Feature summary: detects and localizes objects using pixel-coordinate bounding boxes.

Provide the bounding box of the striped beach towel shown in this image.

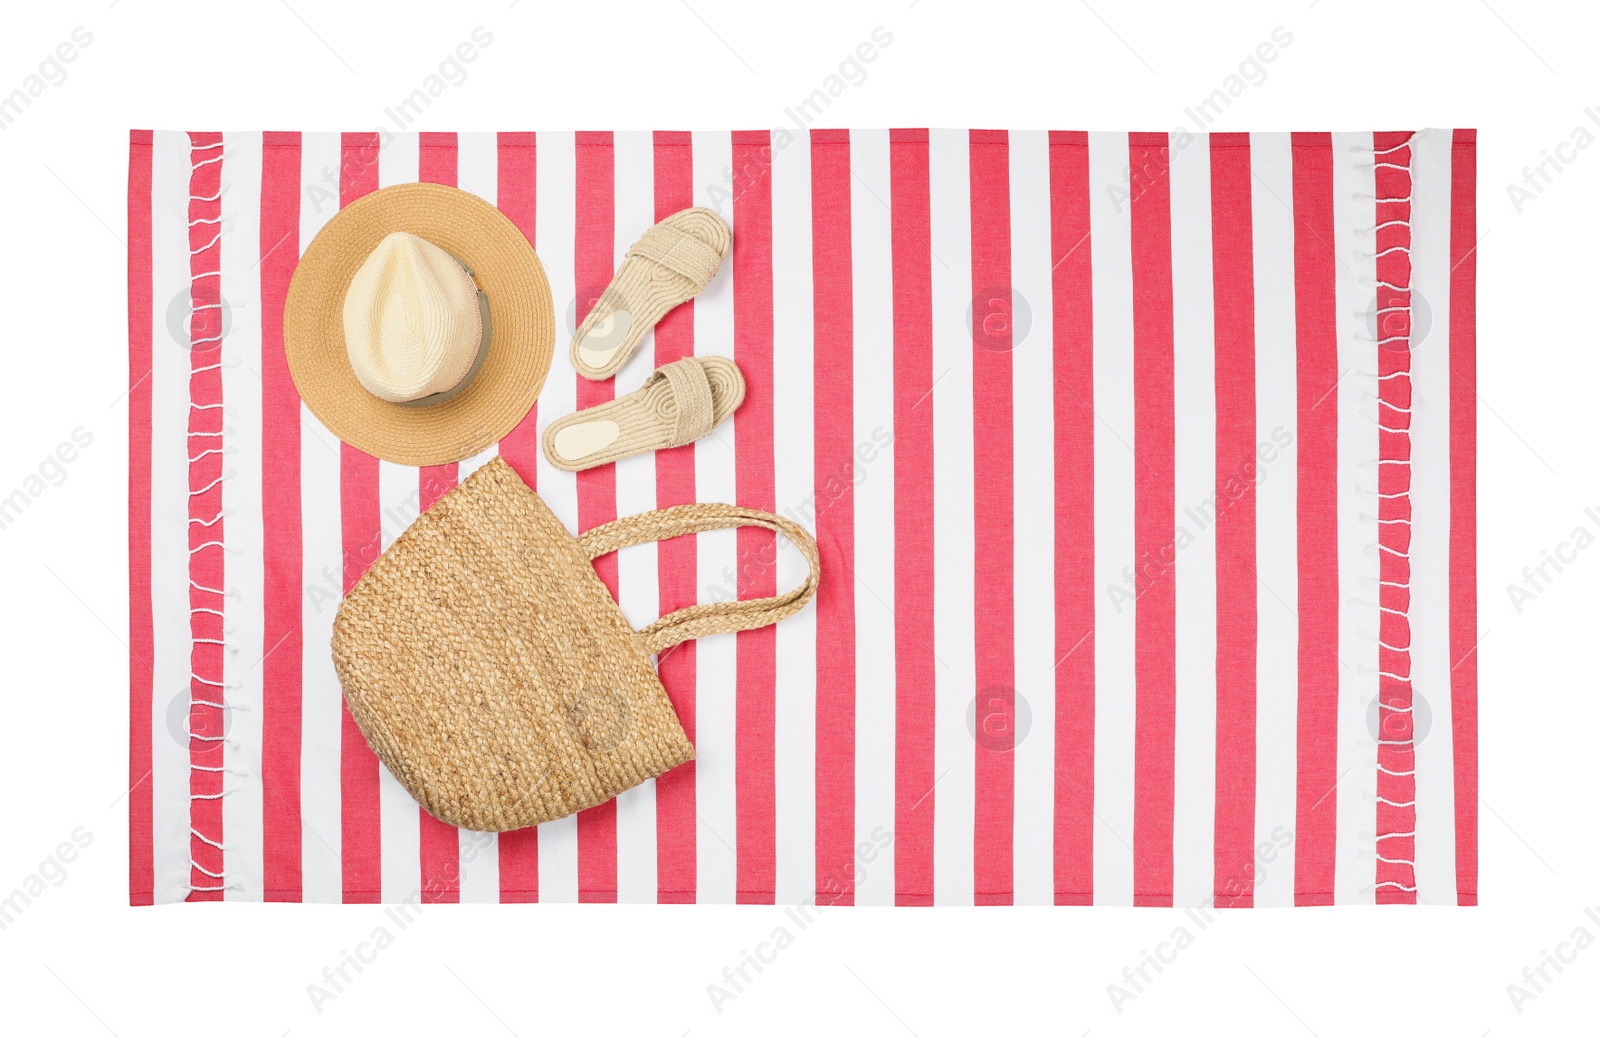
[127,128,1477,907]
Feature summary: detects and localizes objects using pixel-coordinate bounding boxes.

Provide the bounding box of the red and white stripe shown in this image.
[1448,130,1478,906]
[609,128,659,904]
[128,130,155,905]
[185,132,229,900]
[129,128,1478,906]
[1371,131,1418,902]
[1251,130,1301,907]
[295,131,346,905]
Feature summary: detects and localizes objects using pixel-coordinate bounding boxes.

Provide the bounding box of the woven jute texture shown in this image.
[542,356,745,472]
[331,456,820,832]
[285,183,554,466]
[569,206,729,380]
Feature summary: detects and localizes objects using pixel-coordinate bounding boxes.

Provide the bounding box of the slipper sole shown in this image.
[569,207,730,381]
[543,356,744,472]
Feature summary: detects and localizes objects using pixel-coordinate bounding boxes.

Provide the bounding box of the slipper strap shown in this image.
[658,358,716,445]
[627,230,723,289]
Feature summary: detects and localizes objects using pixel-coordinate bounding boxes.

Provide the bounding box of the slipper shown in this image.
[570,207,731,381]
[542,356,745,472]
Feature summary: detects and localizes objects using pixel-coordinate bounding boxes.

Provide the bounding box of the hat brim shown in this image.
[285,183,553,466]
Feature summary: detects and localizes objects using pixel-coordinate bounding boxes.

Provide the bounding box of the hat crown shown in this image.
[343,232,482,403]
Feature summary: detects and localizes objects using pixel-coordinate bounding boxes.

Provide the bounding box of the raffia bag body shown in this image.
[332,456,820,832]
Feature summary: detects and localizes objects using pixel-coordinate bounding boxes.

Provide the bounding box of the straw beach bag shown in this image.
[331,456,820,832]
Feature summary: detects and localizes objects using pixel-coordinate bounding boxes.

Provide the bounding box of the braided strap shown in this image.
[655,357,716,444]
[627,229,724,289]
[577,504,821,654]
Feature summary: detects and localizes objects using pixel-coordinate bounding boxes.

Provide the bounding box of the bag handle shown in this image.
[577,504,821,654]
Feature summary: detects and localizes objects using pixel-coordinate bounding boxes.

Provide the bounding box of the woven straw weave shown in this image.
[569,207,729,380]
[542,356,744,472]
[331,456,819,832]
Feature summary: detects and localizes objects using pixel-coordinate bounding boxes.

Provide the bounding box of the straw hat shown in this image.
[285,183,553,466]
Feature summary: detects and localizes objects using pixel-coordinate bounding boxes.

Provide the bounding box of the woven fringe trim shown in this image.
[185,133,240,898]
[1370,132,1418,901]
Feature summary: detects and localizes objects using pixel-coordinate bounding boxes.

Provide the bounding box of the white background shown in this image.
[0,0,1588,1034]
